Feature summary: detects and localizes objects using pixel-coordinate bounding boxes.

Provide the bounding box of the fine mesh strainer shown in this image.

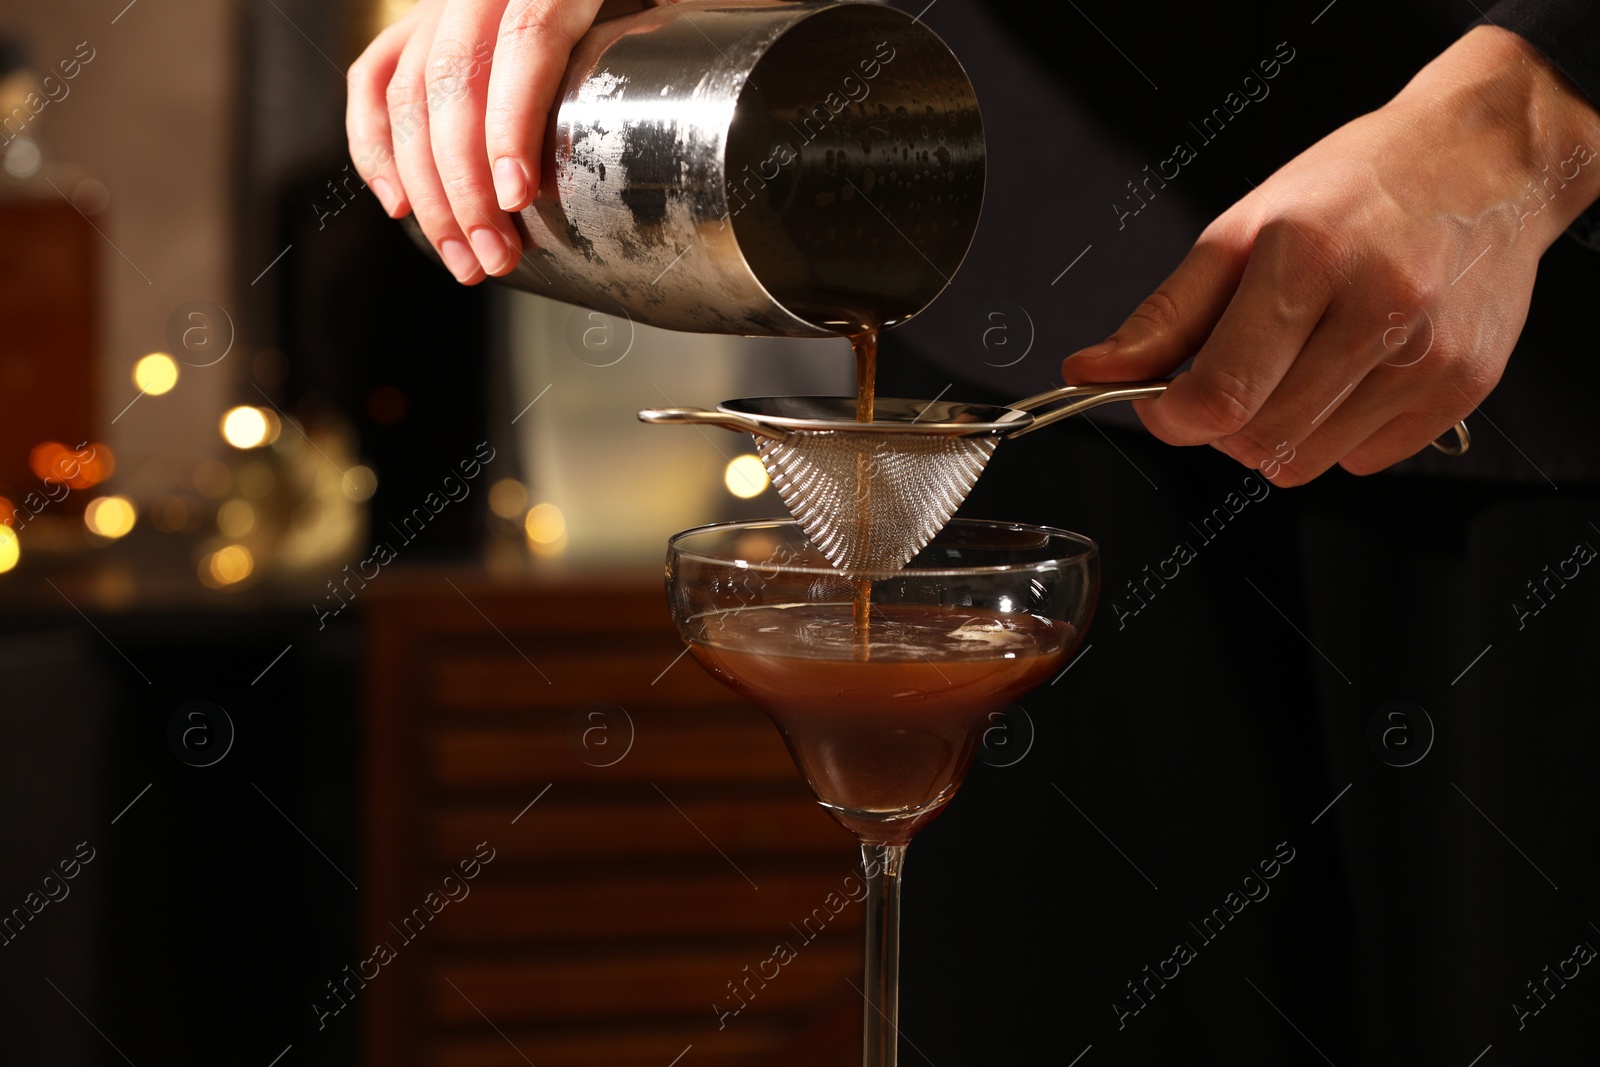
[640,382,1471,572]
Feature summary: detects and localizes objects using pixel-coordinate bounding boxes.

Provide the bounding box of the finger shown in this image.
[390,3,484,284]
[346,4,427,217]
[428,0,521,276]
[1060,224,1249,385]
[1253,360,1422,485]
[1336,378,1488,478]
[485,0,607,210]
[1135,218,1347,447]
[1209,297,1391,474]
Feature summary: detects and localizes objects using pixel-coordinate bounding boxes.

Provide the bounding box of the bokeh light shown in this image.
[202,544,254,587]
[133,353,179,395]
[488,478,527,520]
[217,499,257,538]
[724,455,769,499]
[28,441,113,489]
[236,461,276,499]
[71,443,114,488]
[0,526,18,573]
[71,178,110,214]
[150,496,192,533]
[221,406,276,449]
[4,138,41,180]
[29,442,68,482]
[84,495,137,539]
[342,465,378,501]
[193,460,234,499]
[253,348,290,388]
[524,502,566,544]
[365,385,407,425]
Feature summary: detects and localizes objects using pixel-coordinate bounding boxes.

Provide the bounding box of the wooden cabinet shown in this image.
[0,196,97,494]
[363,573,862,1067]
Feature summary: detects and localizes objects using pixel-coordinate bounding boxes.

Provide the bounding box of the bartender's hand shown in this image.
[345,0,607,283]
[1061,26,1600,484]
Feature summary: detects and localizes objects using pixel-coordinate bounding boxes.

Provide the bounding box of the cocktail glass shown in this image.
[666,518,1098,1066]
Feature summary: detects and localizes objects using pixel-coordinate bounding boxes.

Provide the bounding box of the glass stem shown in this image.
[861,840,907,1067]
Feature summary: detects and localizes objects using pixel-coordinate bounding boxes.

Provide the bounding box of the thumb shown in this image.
[1061,236,1247,384]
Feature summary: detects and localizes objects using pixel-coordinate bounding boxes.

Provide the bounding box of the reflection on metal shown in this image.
[406,1,986,337]
[639,381,1473,571]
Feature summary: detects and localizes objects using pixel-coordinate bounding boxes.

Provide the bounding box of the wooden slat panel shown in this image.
[366,578,863,1067]
[425,716,796,788]
[426,1021,791,1067]
[426,797,849,863]
[428,946,860,1024]
[364,578,431,1067]
[429,871,865,944]
[427,646,739,714]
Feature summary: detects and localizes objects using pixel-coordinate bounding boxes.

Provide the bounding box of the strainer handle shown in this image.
[637,406,788,441]
[1006,381,1170,435]
[1008,380,1471,456]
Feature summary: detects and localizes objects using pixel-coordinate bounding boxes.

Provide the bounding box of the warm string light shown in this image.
[29,441,113,489]
[342,465,378,501]
[5,442,126,572]
[216,499,257,538]
[488,478,527,519]
[151,496,192,533]
[133,353,179,395]
[4,383,376,586]
[724,454,769,498]
[524,502,565,543]
[200,545,254,588]
[84,495,137,539]
[524,502,567,557]
[221,406,281,449]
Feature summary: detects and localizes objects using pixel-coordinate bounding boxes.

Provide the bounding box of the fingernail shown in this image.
[1061,342,1114,380]
[369,177,399,216]
[469,226,512,273]
[438,238,481,283]
[493,157,528,210]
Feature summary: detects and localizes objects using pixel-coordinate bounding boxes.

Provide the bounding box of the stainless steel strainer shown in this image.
[640,382,1471,572]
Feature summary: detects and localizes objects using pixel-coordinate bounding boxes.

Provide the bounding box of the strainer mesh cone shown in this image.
[754,430,999,572]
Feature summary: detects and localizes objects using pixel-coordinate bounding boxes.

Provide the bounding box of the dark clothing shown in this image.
[1482,0,1600,250]
[1485,0,1600,135]
[897,0,1600,485]
[883,1,1600,1063]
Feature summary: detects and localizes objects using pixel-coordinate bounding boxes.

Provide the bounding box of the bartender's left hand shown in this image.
[1061,26,1600,484]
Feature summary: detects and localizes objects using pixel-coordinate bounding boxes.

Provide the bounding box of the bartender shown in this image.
[346,0,1600,1059]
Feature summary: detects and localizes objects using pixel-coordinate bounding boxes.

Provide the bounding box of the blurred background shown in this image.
[8,1,1600,1065]
[0,2,862,1065]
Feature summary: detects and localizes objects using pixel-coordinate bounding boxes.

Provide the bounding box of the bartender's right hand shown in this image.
[345,0,607,283]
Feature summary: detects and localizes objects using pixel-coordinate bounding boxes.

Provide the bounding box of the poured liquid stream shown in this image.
[850,327,879,658]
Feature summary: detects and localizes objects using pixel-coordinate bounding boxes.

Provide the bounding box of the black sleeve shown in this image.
[1482,0,1600,250]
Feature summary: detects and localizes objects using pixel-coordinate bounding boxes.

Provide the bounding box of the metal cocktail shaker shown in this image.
[409,0,985,337]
